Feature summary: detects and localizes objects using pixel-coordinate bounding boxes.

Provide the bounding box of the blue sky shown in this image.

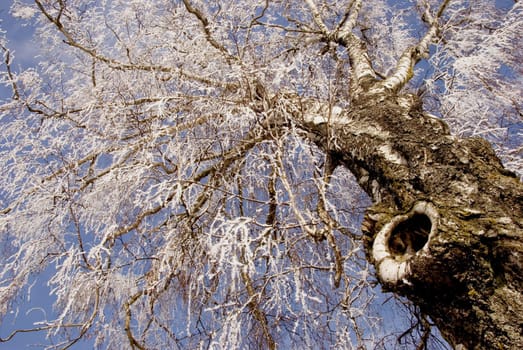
[0,3,93,349]
[0,1,39,100]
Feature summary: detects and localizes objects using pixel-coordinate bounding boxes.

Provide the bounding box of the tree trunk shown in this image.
[300,91,523,349]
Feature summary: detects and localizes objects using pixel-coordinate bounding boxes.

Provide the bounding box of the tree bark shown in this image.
[300,91,523,349]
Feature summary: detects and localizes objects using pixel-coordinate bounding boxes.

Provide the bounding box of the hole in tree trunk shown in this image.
[388,214,431,257]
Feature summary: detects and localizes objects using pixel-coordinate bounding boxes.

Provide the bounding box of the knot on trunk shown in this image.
[372,201,439,286]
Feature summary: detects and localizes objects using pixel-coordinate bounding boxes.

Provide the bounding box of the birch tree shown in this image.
[1,0,522,349]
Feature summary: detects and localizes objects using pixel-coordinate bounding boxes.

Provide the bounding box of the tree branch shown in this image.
[381,0,451,92]
[34,0,237,89]
[181,0,237,62]
[304,0,330,35]
[336,0,362,39]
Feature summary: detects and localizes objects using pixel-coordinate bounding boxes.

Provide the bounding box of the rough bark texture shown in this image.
[301,92,523,349]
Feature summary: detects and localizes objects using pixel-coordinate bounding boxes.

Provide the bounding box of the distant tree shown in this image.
[1,0,522,349]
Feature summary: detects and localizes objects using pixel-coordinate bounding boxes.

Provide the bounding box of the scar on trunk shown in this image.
[372,202,439,284]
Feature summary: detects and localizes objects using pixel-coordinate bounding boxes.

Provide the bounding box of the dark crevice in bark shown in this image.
[300,92,523,349]
[389,213,431,256]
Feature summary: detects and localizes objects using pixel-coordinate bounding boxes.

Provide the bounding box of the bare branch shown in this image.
[336,0,363,38]
[304,0,330,35]
[124,291,147,350]
[381,0,451,92]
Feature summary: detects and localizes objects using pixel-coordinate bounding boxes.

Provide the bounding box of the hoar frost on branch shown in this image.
[0,0,521,349]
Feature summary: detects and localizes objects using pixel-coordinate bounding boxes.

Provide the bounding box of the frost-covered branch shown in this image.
[181,0,238,62]
[34,0,238,90]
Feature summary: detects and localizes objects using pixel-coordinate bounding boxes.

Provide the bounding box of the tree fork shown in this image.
[300,92,523,349]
